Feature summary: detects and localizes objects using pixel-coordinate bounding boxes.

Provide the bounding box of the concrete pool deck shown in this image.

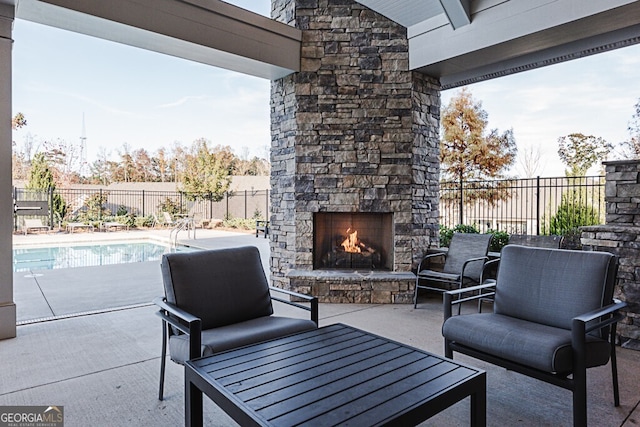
[12,228,269,323]
[4,228,640,426]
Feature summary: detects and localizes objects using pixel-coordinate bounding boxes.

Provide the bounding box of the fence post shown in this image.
[99,188,103,221]
[244,190,248,219]
[13,186,17,231]
[225,192,229,219]
[209,192,213,219]
[536,176,540,235]
[49,187,54,228]
[458,176,464,225]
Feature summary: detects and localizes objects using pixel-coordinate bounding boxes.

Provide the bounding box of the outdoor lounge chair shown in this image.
[22,218,49,235]
[442,245,625,427]
[99,221,128,232]
[413,232,491,308]
[66,222,94,233]
[154,246,318,401]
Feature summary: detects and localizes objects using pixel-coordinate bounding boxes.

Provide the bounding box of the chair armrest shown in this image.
[269,287,319,326]
[443,283,497,320]
[153,296,202,360]
[460,256,489,278]
[573,299,628,335]
[571,299,627,369]
[417,252,446,273]
[480,258,500,283]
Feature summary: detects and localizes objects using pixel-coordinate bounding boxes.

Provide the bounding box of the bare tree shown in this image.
[618,99,640,159]
[516,145,544,178]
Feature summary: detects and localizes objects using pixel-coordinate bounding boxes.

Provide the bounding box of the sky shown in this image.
[10,0,640,177]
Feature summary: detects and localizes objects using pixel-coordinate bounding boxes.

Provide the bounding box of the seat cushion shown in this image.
[169,316,318,364]
[442,313,611,373]
[417,270,460,283]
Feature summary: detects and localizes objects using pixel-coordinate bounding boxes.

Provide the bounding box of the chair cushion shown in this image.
[442,313,611,373]
[443,233,491,280]
[169,316,318,364]
[494,245,615,330]
[162,247,273,330]
[417,270,460,282]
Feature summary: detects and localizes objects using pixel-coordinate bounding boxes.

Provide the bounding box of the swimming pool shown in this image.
[12,241,197,272]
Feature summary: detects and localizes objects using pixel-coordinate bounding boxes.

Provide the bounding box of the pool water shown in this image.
[13,241,196,272]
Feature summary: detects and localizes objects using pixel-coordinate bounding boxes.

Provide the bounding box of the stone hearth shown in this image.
[269,0,440,303]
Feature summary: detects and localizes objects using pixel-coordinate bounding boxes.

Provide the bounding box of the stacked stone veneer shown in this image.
[582,160,640,349]
[269,0,440,303]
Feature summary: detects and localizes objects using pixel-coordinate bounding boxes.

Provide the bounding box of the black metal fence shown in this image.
[439,176,605,235]
[13,187,270,226]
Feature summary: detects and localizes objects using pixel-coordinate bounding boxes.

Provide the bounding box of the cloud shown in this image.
[156,95,208,109]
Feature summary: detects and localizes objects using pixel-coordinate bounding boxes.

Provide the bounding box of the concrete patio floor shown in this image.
[3,228,640,426]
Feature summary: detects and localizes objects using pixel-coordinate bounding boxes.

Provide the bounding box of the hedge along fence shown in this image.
[13,187,270,226]
[439,175,605,236]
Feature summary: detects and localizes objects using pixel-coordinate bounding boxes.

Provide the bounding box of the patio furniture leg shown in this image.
[611,325,621,406]
[159,320,167,401]
[185,371,203,427]
[470,375,487,427]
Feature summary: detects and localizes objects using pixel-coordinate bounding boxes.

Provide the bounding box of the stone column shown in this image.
[270,0,440,296]
[582,160,640,349]
[0,4,16,339]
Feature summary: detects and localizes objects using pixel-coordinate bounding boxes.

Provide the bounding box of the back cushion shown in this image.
[494,245,615,329]
[162,246,273,330]
[443,233,491,280]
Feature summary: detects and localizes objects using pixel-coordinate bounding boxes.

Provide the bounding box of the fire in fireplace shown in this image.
[314,213,393,270]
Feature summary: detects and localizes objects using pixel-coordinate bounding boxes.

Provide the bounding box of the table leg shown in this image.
[185,370,203,427]
[470,374,487,427]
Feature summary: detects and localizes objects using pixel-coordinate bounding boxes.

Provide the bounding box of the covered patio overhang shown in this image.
[1,0,640,338]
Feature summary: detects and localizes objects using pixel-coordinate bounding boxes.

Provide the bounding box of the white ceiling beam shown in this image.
[410,0,640,88]
[438,0,470,29]
[10,0,302,80]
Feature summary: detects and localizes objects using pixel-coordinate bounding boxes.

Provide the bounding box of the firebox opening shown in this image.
[314,212,393,270]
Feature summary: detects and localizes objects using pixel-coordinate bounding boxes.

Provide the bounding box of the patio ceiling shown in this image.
[355,0,640,89]
[0,0,638,87]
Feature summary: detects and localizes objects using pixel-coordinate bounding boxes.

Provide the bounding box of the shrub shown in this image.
[157,198,181,216]
[135,215,155,228]
[222,216,255,230]
[487,229,510,252]
[439,224,479,247]
[546,194,600,236]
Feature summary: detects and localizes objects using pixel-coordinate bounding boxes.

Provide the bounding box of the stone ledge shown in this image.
[288,269,416,281]
[288,269,416,304]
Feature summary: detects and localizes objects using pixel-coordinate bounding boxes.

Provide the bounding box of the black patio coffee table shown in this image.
[185,323,486,426]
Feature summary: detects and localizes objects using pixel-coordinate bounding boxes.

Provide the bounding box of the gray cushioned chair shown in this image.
[442,245,626,427]
[154,246,318,400]
[414,232,491,308]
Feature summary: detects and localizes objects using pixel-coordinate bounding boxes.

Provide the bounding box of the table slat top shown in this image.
[188,323,484,427]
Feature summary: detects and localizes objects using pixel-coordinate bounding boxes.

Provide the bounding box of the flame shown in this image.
[341,228,362,253]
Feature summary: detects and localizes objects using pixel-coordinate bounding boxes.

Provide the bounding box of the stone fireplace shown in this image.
[269,0,440,303]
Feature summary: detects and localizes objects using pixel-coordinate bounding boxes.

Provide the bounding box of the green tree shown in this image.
[441,88,517,182]
[557,133,610,176]
[11,112,27,130]
[26,153,66,222]
[179,139,232,201]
